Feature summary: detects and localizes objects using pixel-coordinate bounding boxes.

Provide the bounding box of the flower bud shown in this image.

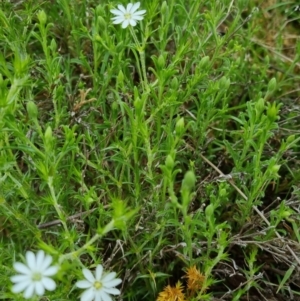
[117,70,124,88]
[175,117,185,137]
[267,77,277,93]
[112,101,118,111]
[157,55,165,69]
[165,155,174,170]
[44,126,53,151]
[219,76,230,90]
[26,101,38,120]
[97,16,106,31]
[286,135,295,144]
[170,77,179,90]
[134,97,143,112]
[95,4,105,16]
[255,98,265,115]
[199,56,210,69]
[219,188,226,197]
[265,55,270,65]
[182,171,196,191]
[281,210,291,219]
[37,10,47,25]
[50,39,57,52]
[271,164,280,174]
[161,1,168,17]
[267,102,280,122]
[95,34,101,42]
[205,204,214,218]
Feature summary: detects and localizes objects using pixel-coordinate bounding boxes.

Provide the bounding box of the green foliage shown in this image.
[0,0,299,300]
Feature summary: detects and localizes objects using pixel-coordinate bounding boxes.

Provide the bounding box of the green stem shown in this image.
[47,177,74,251]
[129,26,148,90]
[60,219,115,263]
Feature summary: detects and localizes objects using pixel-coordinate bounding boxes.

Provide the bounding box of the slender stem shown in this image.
[129,26,148,90]
[47,176,74,251]
[129,26,140,46]
[59,219,115,263]
[139,50,149,90]
[60,233,100,263]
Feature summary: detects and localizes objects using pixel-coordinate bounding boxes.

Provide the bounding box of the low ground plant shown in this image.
[0,0,300,300]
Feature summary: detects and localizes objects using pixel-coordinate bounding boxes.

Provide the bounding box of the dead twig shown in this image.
[37,208,98,229]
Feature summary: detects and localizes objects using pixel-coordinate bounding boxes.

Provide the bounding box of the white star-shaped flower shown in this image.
[76,264,122,301]
[10,250,58,299]
[110,2,146,28]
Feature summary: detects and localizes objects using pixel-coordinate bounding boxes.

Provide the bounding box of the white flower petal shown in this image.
[13,262,31,275]
[25,251,36,270]
[110,9,124,16]
[95,293,102,301]
[130,2,141,13]
[126,3,134,12]
[103,278,122,288]
[11,250,58,298]
[35,282,45,296]
[129,19,137,27]
[117,4,126,13]
[133,10,146,16]
[111,15,123,20]
[112,19,123,24]
[39,254,52,271]
[95,265,103,280]
[76,280,93,289]
[132,15,144,21]
[111,2,145,28]
[12,280,32,293]
[35,250,45,269]
[41,277,56,291]
[10,274,30,283]
[81,287,95,301]
[99,290,112,301]
[23,283,35,299]
[112,18,125,24]
[112,16,124,22]
[103,287,120,295]
[102,272,116,283]
[122,20,130,28]
[83,268,96,283]
[43,265,58,276]
[77,265,122,301]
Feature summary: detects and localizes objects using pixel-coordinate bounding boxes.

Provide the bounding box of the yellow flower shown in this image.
[157,281,186,301]
[184,266,205,292]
